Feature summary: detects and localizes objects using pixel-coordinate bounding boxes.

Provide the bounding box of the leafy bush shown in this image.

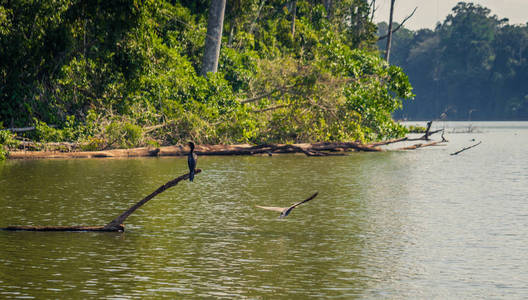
[81,137,106,151]
[407,125,427,133]
[0,129,19,160]
[32,119,64,142]
[32,116,83,142]
[105,120,144,149]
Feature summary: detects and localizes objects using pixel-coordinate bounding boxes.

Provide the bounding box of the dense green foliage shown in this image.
[379,2,528,120]
[0,129,18,159]
[0,0,413,153]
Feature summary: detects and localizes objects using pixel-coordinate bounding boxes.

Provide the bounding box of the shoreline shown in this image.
[6,142,386,159]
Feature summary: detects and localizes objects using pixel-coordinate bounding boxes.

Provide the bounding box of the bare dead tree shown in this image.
[384,0,395,62]
[291,0,297,38]
[370,0,376,22]
[378,7,417,40]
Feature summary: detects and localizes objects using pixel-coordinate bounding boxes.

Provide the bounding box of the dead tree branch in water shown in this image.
[397,141,444,150]
[441,130,448,142]
[450,141,481,156]
[407,121,443,141]
[1,170,202,232]
[368,137,408,146]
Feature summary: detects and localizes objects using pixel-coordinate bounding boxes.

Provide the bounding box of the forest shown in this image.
[379,2,528,121]
[0,0,414,159]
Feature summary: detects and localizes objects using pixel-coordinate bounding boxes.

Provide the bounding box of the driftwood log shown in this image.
[450,141,481,156]
[397,141,444,150]
[7,139,441,159]
[0,125,56,132]
[1,169,202,232]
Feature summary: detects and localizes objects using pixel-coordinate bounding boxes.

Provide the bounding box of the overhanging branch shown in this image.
[378,7,417,41]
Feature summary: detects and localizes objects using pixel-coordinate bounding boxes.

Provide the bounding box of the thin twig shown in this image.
[378,7,417,41]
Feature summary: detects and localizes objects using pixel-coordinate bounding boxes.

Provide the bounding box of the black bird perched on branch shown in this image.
[187,141,197,181]
[256,192,318,218]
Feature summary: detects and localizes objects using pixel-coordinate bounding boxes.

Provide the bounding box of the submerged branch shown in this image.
[103,169,202,230]
[2,170,202,232]
[450,141,481,156]
[397,141,444,150]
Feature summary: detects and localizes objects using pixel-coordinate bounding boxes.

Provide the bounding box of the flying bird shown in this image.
[256,192,318,218]
[187,141,197,182]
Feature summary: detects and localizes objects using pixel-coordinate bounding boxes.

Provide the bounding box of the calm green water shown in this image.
[1,122,527,299]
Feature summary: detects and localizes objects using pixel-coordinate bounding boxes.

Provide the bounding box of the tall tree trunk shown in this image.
[384,0,395,63]
[249,0,266,35]
[201,0,226,76]
[370,0,376,21]
[227,23,235,46]
[291,0,297,38]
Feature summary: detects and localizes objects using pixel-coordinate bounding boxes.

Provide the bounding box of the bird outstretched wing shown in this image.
[278,192,319,218]
[288,192,318,208]
[256,192,319,218]
[255,205,286,212]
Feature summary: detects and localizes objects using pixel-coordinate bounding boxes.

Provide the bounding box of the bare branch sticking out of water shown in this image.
[450,141,482,156]
[1,170,202,232]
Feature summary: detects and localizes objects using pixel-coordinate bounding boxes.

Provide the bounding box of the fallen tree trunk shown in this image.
[18,141,82,152]
[0,125,56,132]
[368,137,408,146]
[1,169,201,232]
[7,134,449,159]
[397,141,444,150]
[6,142,381,159]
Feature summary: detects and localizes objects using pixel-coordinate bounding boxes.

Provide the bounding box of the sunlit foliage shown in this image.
[0,0,413,151]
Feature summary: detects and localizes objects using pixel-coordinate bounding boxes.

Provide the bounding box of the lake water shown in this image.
[1,122,527,299]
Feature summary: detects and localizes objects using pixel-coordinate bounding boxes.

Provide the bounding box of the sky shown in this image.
[373,0,528,30]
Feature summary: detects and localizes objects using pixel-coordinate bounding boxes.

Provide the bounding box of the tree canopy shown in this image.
[0,0,413,154]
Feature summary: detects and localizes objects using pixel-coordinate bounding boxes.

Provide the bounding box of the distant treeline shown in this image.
[379,2,528,121]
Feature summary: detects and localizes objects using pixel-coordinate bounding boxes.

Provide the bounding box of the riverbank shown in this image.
[5,142,376,159]
[6,135,447,159]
